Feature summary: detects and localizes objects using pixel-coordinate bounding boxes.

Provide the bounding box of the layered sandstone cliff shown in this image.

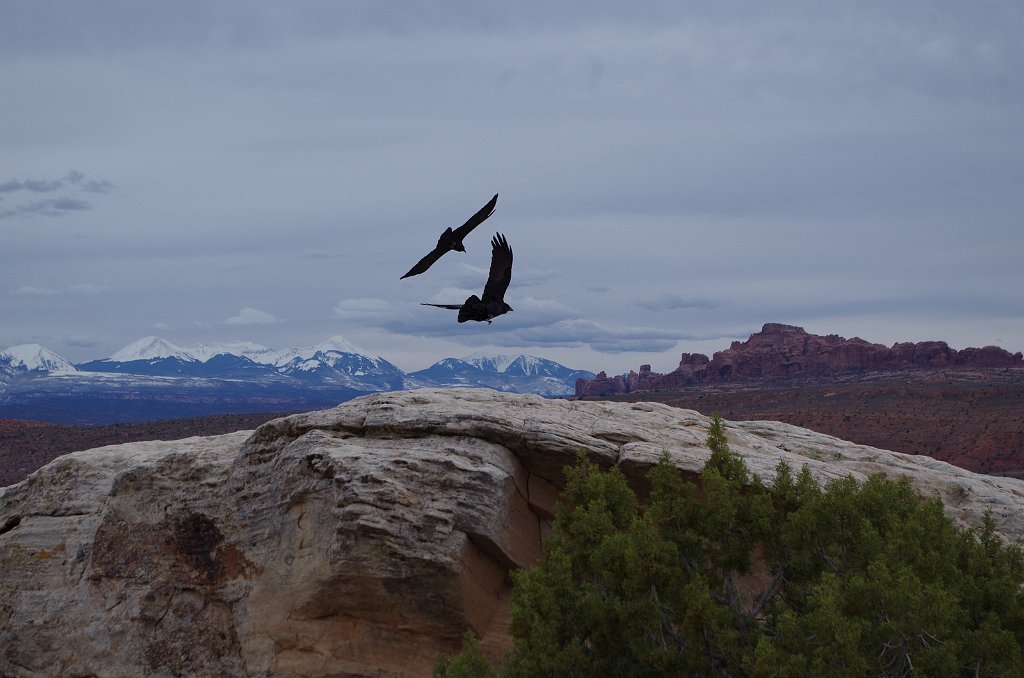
[3,388,1024,677]
[576,323,1024,396]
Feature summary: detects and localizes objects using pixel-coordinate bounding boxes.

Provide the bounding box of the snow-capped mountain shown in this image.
[1,336,595,424]
[109,336,197,363]
[460,353,519,373]
[75,335,405,391]
[78,336,201,377]
[101,338,281,365]
[267,336,384,367]
[184,340,276,363]
[407,352,595,396]
[0,355,14,380]
[273,337,404,391]
[0,344,78,373]
[1,338,593,393]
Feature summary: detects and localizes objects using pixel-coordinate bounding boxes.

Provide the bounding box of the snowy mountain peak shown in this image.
[462,352,517,373]
[507,354,546,376]
[234,335,382,369]
[109,336,196,363]
[1,344,78,373]
[460,353,555,375]
[313,335,380,361]
[407,352,595,396]
[452,353,587,379]
[185,341,273,363]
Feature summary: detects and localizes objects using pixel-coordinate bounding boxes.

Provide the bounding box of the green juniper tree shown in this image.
[437,414,1024,677]
[433,631,497,678]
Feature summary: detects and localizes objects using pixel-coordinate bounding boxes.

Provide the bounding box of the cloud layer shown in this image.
[1,3,1021,373]
[225,307,281,325]
[0,171,112,219]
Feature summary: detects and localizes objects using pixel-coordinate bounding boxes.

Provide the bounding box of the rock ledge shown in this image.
[2,388,1023,676]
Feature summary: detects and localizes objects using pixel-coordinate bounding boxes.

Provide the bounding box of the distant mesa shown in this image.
[576,323,1024,397]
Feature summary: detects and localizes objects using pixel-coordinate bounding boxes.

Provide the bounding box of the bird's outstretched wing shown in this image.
[420,303,462,310]
[452,193,498,241]
[401,246,447,279]
[400,194,496,279]
[481,233,513,304]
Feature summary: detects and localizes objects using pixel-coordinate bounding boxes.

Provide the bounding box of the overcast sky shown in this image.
[2,1,1022,374]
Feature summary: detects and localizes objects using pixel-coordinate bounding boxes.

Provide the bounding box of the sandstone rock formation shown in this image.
[575,323,1024,396]
[3,388,1024,677]
[571,369,629,397]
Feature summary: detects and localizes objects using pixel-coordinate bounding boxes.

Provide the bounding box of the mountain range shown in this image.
[0,336,594,425]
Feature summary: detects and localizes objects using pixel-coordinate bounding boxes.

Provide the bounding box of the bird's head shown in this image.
[454,243,466,252]
[504,303,514,313]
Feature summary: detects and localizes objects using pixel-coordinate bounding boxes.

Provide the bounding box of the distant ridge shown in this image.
[0,335,593,424]
[97,335,382,366]
[407,353,594,396]
[578,323,1024,397]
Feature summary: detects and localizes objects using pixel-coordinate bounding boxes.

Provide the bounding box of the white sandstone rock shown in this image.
[2,388,1022,677]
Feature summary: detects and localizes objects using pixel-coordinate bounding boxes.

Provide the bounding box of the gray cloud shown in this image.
[0,171,112,219]
[0,197,92,219]
[62,336,101,349]
[63,170,114,194]
[1,3,1021,373]
[0,178,64,193]
[331,294,684,353]
[396,318,693,355]
[333,298,395,323]
[295,249,350,260]
[497,319,687,354]
[224,307,281,325]
[9,286,61,296]
[636,294,721,312]
[66,284,109,295]
[0,171,112,195]
[9,283,109,296]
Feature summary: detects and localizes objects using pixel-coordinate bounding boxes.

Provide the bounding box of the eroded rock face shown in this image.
[574,369,628,397]
[0,433,255,676]
[2,388,1024,677]
[577,323,1024,395]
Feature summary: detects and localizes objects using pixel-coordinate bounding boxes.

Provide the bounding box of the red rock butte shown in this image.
[577,323,1024,397]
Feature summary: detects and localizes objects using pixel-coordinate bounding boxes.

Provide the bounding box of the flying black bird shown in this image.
[421,233,513,323]
[400,193,498,279]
